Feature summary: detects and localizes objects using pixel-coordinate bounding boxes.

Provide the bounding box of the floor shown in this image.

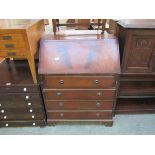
[0,114,155,135]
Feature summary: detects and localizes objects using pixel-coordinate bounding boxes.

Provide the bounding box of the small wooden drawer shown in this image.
[45,100,114,110]
[43,89,116,100]
[47,111,112,120]
[43,75,116,89]
[0,108,45,120]
[0,120,46,127]
[0,93,42,102]
[0,34,23,41]
[0,49,26,57]
[0,85,40,93]
[0,41,25,49]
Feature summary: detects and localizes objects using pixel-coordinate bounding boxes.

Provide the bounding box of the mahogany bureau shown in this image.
[116,20,155,114]
[38,33,120,126]
[0,60,46,127]
[0,19,45,84]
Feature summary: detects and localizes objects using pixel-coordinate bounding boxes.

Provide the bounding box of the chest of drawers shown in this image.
[0,60,46,127]
[0,19,45,84]
[39,34,120,126]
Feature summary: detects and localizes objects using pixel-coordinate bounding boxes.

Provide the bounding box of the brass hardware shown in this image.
[96,102,101,107]
[57,92,62,96]
[60,80,64,84]
[60,113,64,117]
[58,102,63,107]
[3,36,12,40]
[94,80,99,84]
[97,92,103,96]
[96,113,100,118]
[5,44,14,48]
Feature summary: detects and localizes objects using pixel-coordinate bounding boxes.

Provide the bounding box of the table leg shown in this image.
[27,55,37,84]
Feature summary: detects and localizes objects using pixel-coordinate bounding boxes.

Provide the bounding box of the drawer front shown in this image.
[45,100,114,110]
[0,85,40,93]
[0,108,45,120]
[0,93,42,102]
[43,89,116,100]
[47,111,112,120]
[43,76,116,89]
[0,41,25,49]
[0,49,25,57]
[0,120,46,127]
[0,34,23,41]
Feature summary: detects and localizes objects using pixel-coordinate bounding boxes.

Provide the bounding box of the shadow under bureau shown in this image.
[38,36,120,126]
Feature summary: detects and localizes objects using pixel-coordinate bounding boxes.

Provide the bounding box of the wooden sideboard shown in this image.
[116,19,155,114]
[0,19,45,84]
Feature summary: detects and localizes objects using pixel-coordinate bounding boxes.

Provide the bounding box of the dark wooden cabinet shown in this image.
[0,60,46,127]
[118,20,155,73]
[117,20,155,114]
[39,33,120,126]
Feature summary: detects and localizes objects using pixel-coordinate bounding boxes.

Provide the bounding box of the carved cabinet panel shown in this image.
[122,32,155,73]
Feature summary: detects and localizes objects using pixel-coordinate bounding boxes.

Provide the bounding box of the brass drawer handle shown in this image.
[57,92,62,96]
[7,52,16,56]
[60,113,64,117]
[59,80,64,84]
[58,102,63,107]
[94,80,99,84]
[3,36,12,40]
[96,102,101,107]
[97,92,103,96]
[5,44,14,48]
[96,113,100,118]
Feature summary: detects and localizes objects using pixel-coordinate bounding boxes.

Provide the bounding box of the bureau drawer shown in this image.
[0,49,25,57]
[43,75,116,89]
[0,120,46,127]
[0,34,23,41]
[0,85,40,93]
[47,111,112,120]
[45,100,114,110]
[43,89,116,100]
[0,93,42,102]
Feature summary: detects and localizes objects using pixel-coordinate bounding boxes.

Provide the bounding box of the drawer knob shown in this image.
[32,115,35,119]
[58,102,63,107]
[28,102,31,106]
[5,44,14,48]
[59,80,64,84]
[33,123,36,126]
[4,116,7,119]
[96,113,100,118]
[0,104,1,107]
[3,36,12,40]
[5,123,9,127]
[26,96,29,99]
[97,92,103,96]
[29,109,33,113]
[94,80,99,84]
[60,113,64,117]
[1,109,5,113]
[57,92,62,96]
[23,88,27,92]
[96,102,101,107]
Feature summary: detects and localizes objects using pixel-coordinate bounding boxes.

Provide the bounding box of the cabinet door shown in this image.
[122,31,155,73]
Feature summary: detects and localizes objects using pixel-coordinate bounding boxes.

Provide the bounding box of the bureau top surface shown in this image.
[0,60,37,85]
[38,38,120,75]
[118,19,155,28]
[0,19,42,29]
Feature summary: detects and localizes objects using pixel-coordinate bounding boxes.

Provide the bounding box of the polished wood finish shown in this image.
[0,19,45,84]
[39,31,120,126]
